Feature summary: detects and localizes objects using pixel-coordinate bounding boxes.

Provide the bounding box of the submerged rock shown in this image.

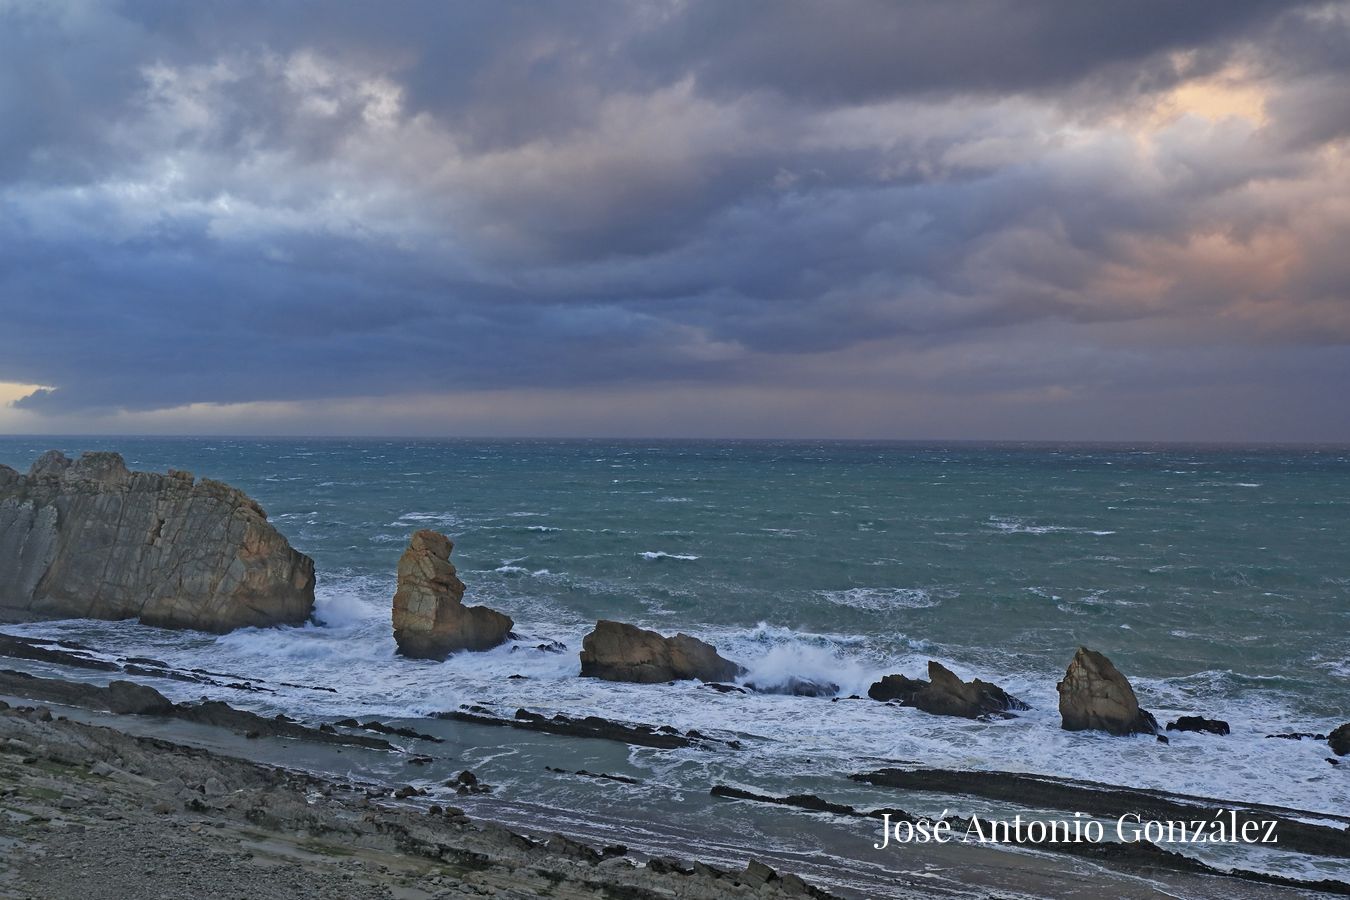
[391,530,513,659]
[1166,715,1231,736]
[866,661,1027,719]
[1331,724,1350,756]
[745,676,840,698]
[578,620,745,684]
[0,451,314,632]
[1056,647,1158,736]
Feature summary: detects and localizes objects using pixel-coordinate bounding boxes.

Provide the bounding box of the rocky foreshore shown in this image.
[0,699,841,900]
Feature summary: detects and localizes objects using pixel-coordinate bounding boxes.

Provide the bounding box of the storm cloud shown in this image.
[1,0,1348,439]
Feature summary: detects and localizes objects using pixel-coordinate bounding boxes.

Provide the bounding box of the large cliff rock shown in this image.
[0,451,314,632]
[579,620,745,684]
[1056,647,1159,736]
[391,530,513,659]
[867,661,1028,718]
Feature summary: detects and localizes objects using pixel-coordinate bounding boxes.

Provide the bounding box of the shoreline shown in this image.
[0,698,843,900]
[1,659,1347,898]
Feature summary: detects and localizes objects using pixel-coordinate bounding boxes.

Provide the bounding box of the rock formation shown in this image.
[579,620,744,684]
[1166,715,1230,736]
[744,675,840,697]
[867,661,1028,718]
[1056,647,1158,736]
[391,530,513,658]
[0,451,314,632]
[1331,723,1350,756]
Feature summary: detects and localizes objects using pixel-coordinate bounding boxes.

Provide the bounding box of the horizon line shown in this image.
[1,432,1348,450]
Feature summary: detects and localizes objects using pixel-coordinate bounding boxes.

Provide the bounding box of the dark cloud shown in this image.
[0,0,1347,438]
[639,0,1294,104]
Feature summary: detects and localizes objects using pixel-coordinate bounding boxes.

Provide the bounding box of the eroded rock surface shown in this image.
[867,661,1027,719]
[1056,647,1158,736]
[391,530,512,658]
[579,619,744,684]
[0,451,314,632]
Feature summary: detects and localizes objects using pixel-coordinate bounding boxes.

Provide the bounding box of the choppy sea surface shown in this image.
[2,437,1348,886]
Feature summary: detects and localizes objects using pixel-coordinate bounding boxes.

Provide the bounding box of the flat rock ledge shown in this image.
[0,450,314,632]
[392,530,513,659]
[579,619,745,684]
[1056,646,1159,736]
[867,661,1028,719]
[0,704,840,900]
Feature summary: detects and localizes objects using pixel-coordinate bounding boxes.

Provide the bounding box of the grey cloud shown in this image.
[0,0,1347,438]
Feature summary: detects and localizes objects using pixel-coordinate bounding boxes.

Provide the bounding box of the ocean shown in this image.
[2,436,1347,888]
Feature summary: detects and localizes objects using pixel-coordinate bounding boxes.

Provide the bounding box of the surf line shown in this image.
[873,810,1279,848]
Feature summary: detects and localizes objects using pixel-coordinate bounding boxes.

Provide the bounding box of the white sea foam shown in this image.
[818,588,940,611]
[638,551,699,561]
[7,603,1350,830]
[985,516,1115,536]
[392,512,462,527]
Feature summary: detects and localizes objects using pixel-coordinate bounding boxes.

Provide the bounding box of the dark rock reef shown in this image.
[579,619,745,684]
[1166,715,1231,736]
[867,661,1028,719]
[0,669,392,750]
[0,451,314,632]
[1056,646,1158,736]
[391,530,513,658]
[439,705,740,750]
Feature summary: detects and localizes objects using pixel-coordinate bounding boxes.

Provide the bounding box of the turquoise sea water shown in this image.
[2,437,1348,885]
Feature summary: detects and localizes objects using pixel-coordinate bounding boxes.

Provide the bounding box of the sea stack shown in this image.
[868,661,1028,718]
[1056,647,1159,736]
[0,450,314,632]
[391,530,513,659]
[579,620,744,684]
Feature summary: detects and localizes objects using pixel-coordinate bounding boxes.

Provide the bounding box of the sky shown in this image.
[2,0,1348,441]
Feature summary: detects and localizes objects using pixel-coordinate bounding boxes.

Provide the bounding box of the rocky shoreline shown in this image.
[2,656,1348,898]
[0,696,841,900]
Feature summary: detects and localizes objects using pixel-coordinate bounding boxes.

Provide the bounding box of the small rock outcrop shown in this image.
[1056,647,1158,736]
[1331,723,1350,756]
[867,661,1028,718]
[391,530,512,659]
[0,451,314,632]
[579,620,745,684]
[105,679,175,716]
[744,676,840,698]
[1166,715,1230,736]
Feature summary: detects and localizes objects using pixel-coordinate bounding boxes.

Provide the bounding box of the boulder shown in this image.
[1056,647,1158,736]
[391,530,512,658]
[579,620,744,684]
[1166,715,1230,736]
[867,672,928,703]
[1331,723,1350,757]
[105,679,174,716]
[866,661,1028,718]
[0,451,314,632]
